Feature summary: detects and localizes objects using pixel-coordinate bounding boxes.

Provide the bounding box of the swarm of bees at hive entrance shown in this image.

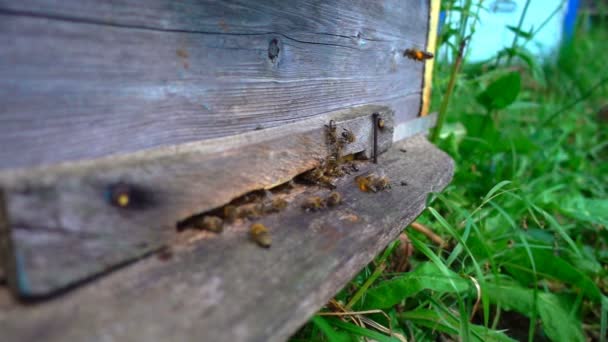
[403,48,434,62]
[301,120,359,187]
[177,115,391,251]
[177,189,290,249]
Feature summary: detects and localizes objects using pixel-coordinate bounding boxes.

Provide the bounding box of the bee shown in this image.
[302,196,326,211]
[302,167,336,189]
[377,118,386,129]
[355,175,373,192]
[318,176,336,189]
[224,205,240,222]
[262,197,288,213]
[250,223,271,248]
[325,191,342,207]
[325,120,338,145]
[340,154,355,163]
[340,165,351,175]
[355,172,390,193]
[371,173,390,191]
[192,215,224,233]
[302,166,324,183]
[341,129,356,144]
[239,202,263,219]
[324,156,344,177]
[403,48,434,61]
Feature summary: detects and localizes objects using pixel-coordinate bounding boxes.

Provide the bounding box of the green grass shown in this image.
[291,7,608,342]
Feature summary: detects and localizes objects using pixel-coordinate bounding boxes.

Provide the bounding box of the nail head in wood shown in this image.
[107,183,133,208]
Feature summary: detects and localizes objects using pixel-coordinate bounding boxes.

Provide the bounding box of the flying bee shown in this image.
[341,129,356,144]
[192,215,224,233]
[403,48,434,62]
[302,196,326,211]
[250,223,271,248]
[325,191,342,207]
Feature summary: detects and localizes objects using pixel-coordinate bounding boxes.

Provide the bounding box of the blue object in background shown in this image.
[438,0,579,62]
[563,0,580,40]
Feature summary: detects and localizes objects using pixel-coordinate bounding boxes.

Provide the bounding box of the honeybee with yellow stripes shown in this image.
[250,223,271,248]
[403,48,434,62]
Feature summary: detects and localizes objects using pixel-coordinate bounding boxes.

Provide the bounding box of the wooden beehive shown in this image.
[0,1,451,341]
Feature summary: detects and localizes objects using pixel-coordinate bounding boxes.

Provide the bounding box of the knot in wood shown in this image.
[268,38,280,62]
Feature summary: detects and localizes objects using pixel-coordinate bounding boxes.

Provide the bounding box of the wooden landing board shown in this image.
[0,134,454,342]
[0,0,430,170]
[0,105,394,298]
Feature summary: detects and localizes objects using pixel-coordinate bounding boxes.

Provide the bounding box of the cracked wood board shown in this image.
[0,0,430,170]
[0,134,454,342]
[0,105,394,298]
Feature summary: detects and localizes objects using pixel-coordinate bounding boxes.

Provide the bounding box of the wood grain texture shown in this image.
[0,105,394,297]
[0,0,429,170]
[0,134,454,342]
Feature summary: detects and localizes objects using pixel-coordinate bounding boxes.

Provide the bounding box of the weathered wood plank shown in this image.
[0,134,454,342]
[0,0,425,41]
[0,105,394,297]
[0,0,430,170]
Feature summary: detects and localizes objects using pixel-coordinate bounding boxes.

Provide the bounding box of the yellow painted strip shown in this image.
[421,0,441,116]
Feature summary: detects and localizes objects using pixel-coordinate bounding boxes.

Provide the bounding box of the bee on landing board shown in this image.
[355,171,390,193]
[325,120,338,145]
[261,192,288,214]
[223,205,240,222]
[302,166,336,189]
[403,48,434,62]
[371,172,390,191]
[250,223,271,248]
[302,196,326,211]
[341,129,356,144]
[324,156,344,178]
[325,191,342,207]
[192,215,224,233]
